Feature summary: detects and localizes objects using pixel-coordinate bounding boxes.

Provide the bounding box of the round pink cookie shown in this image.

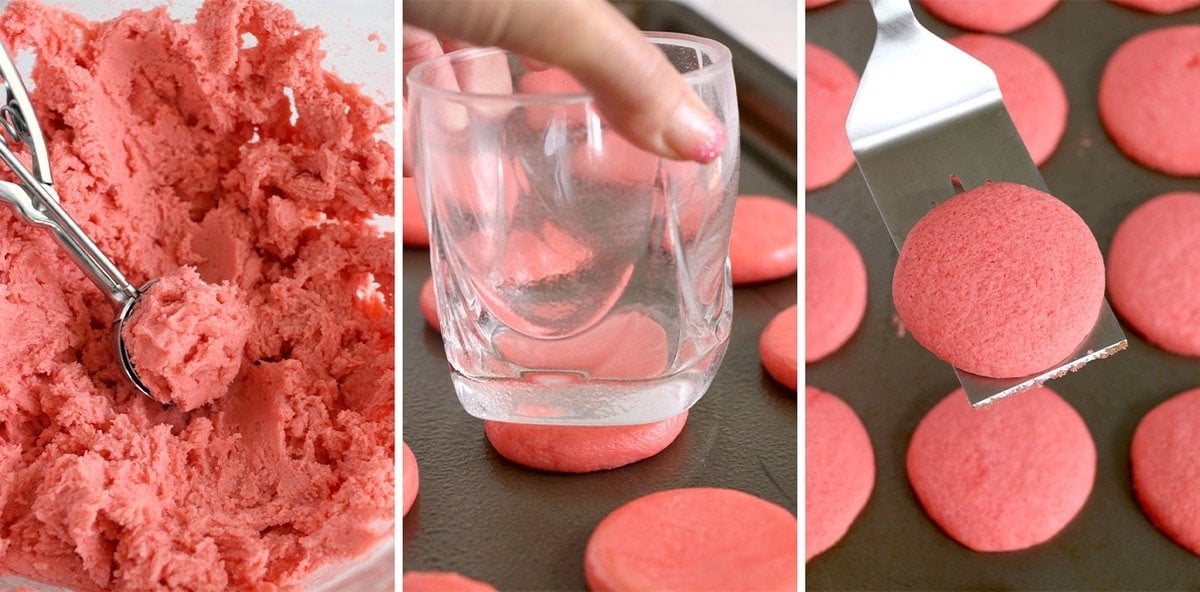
[729,195,798,285]
[805,213,867,363]
[907,386,1095,552]
[892,182,1105,378]
[403,572,498,592]
[585,488,797,591]
[1107,192,1200,356]
[1131,387,1200,557]
[419,275,439,333]
[760,305,798,391]
[402,175,429,248]
[1099,26,1200,177]
[402,441,419,517]
[1109,0,1200,13]
[484,412,687,473]
[806,386,874,560]
[807,0,840,7]
[806,44,858,191]
[122,267,251,411]
[920,0,1059,33]
[949,34,1067,166]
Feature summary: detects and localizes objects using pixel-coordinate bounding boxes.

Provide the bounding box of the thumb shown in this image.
[403,0,728,163]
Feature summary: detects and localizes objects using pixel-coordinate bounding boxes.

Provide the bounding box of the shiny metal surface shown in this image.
[845,0,1125,407]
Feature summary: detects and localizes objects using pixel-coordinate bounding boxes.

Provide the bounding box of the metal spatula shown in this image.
[845,0,1126,407]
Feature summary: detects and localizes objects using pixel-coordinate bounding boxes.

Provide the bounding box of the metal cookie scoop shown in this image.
[0,41,157,400]
[845,0,1127,407]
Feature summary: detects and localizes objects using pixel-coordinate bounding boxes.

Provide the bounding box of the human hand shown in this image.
[402,0,728,176]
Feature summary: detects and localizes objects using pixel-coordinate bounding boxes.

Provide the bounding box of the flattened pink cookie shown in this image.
[402,176,429,248]
[806,44,858,190]
[805,213,867,363]
[920,0,1059,33]
[585,488,797,591]
[908,386,1095,552]
[1109,0,1200,14]
[807,0,841,7]
[730,195,798,285]
[1107,192,1200,356]
[1099,26,1200,176]
[949,34,1067,166]
[402,441,419,517]
[1131,387,1200,556]
[419,275,439,332]
[403,572,498,592]
[484,412,686,473]
[806,386,874,560]
[892,182,1105,378]
[760,305,798,391]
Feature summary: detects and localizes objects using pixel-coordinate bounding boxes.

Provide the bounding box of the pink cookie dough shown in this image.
[484,412,687,473]
[1131,387,1200,557]
[760,305,798,391]
[403,571,499,592]
[806,386,874,561]
[584,488,798,591]
[949,34,1067,166]
[0,1,395,589]
[805,213,867,363]
[1107,192,1200,356]
[1109,0,1200,13]
[729,195,798,286]
[892,182,1105,378]
[806,43,858,191]
[920,0,1059,33]
[122,267,250,411]
[403,441,419,517]
[907,386,1095,552]
[1099,25,1200,177]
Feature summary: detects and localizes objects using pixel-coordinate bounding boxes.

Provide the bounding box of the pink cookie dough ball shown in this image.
[1107,192,1200,356]
[908,386,1095,552]
[122,267,250,411]
[806,386,874,560]
[805,213,867,363]
[729,195,798,285]
[1099,25,1200,177]
[402,441,419,517]
[402,176,429,248]
[892,182,1105,378]
[806,44,858,191]
[920,0,1060,33]
[949,34,1067,166]
[403,571,498,592]
[419,275,439,333]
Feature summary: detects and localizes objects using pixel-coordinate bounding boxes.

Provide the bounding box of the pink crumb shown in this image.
[123,267,250,411]
[367,31,387,52]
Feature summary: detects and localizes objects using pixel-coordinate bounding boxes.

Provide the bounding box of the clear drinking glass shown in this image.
[408,33,739,425]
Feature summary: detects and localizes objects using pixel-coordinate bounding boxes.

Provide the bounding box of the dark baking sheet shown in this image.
[400,2,798,590]
[807,2,1200,590]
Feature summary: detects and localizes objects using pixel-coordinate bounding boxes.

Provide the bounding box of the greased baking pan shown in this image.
[807,1,1200,589]
[401,2,798,589]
